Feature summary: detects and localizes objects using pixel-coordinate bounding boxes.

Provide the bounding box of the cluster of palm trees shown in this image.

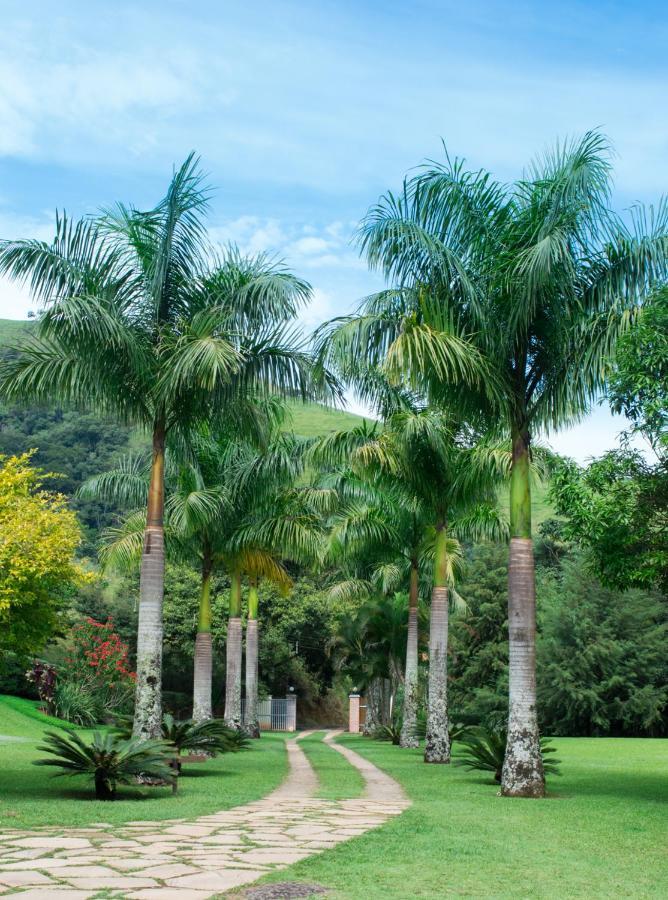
[316,131,668,796]
[1,133,666,798]
[0,156,331,741]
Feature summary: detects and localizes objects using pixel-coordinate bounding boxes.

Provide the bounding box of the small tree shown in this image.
[0,453,86,656]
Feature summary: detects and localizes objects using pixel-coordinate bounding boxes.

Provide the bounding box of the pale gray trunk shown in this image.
[424,585,450,763]
[501,538,545,797]
[244,620,260,738]
[363,677,382,735]
[133,524,164,739]
[192,631,213,723]
[400,602,419,748]
[380,678,392,725]
[224,617,243,729]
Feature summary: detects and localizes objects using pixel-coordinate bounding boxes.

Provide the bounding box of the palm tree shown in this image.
[231,463,331,734]
[322,462,428,747]
[83,413,314,731]
[0,159,328,738]
[318,132,668,794]
[313,407,506,758]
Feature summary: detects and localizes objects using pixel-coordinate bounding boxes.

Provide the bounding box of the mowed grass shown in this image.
[0,695,288,829]
[298,731,365,801]
[261,734,668,899]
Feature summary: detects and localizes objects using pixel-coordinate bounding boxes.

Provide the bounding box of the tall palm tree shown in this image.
[313,407,506,758]
[322,463,428,747]
[318,132,668,794]
[231,471,332,734]
[0,156,328,737]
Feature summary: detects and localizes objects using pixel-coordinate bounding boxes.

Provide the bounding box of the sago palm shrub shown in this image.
[34,729,173,800]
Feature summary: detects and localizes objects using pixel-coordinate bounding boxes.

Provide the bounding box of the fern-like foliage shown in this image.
[33,728,173,800]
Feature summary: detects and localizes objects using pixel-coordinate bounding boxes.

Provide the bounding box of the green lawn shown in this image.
[298,731,365,800]
[0,695,288,829]
[262,733,668,899]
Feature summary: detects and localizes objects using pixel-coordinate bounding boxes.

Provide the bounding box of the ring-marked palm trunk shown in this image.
[501,427,545,797]
[133,418,166,739]
[425,524,451,763]
[244,580,261,738]
[400,561,420,748]
[224,570,243,729]
[192,548,213,723]
[363,677,382,735]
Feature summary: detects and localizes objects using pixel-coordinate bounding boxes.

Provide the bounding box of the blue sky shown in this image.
[1,0,666,460]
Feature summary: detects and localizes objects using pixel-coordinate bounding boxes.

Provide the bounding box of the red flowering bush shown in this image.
[59,618,136,722]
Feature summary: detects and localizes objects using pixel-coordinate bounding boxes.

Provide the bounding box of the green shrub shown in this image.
[53,682,97,726]
[455,726,561,783]
[33,728,174,800]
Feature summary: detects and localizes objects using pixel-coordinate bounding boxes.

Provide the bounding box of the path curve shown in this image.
[0,731,409,898]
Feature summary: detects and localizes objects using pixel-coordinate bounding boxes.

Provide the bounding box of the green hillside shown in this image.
[0,317,32,343]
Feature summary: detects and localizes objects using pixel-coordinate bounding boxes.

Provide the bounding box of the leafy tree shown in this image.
[608,286,668,451]
[537,554,668,736]
[550,452,668,593]
[0,453,86,655]
[320,132,668,795]
[0,155,328,737]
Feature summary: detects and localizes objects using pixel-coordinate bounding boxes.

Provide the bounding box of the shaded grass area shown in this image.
[0,695,288,828]
[298,732,365,801]
[261,734,668,899]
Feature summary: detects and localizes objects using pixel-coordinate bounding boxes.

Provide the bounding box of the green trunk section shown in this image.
[229,570,242,617]
[198,570,212,633]
[248,582,259,620]
[434,526,449,588]
[510,428,532,539]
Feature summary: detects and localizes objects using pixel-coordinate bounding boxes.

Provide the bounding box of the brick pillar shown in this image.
[348,693,361,733]
[285,694,297,732]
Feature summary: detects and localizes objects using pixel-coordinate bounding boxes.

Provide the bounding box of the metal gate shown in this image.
[240,697,296,731]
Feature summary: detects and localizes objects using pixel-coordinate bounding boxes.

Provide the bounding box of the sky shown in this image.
[1,0,666,462]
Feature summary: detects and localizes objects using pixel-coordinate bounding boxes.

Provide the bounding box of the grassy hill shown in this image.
[0,317,32,343]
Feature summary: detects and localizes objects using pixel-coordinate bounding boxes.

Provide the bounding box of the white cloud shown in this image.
[289,237,332,256]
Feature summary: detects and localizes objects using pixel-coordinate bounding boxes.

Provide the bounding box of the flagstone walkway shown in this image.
[0,730,409,899]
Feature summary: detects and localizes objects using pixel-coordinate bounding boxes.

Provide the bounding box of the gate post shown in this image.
[285,694,297,732]
[348,693,361,733]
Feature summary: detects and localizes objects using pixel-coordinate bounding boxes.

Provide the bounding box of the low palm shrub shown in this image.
[33,729,174,800]
[113,714,249,771]
[161,714,250,758]
[455,726,561,783]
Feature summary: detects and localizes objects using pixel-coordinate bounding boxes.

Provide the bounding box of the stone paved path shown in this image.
[0,730,409,898]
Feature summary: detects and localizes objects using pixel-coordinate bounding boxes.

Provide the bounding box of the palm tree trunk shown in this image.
[400,561,420,748]
[362,677,381,735]
[133,417,166,740]
[244,580,260,738]
[192,550,213,723]
[425,525,450,763]
[224,570,243,729]
[501,426,545,797]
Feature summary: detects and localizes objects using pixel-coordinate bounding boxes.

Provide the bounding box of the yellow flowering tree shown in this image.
[0,453,86,654]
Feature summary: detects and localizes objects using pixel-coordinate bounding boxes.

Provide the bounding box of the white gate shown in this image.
[240,696,297,731]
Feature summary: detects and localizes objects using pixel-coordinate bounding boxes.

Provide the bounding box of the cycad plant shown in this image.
[34,729,173,800]
[455,726,561,785]
[318,131,668,794]
[0,156,328,739]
